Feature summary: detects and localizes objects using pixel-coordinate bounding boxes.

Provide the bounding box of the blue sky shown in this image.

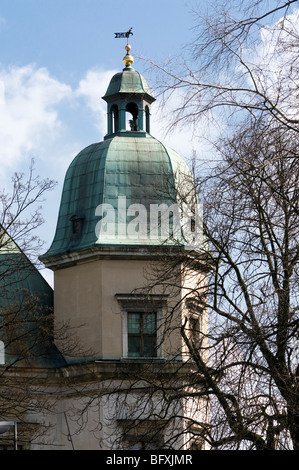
[0,1,297,286]
[0,0,198,80]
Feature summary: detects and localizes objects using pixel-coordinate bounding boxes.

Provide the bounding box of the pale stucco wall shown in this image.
[53,257,188,362]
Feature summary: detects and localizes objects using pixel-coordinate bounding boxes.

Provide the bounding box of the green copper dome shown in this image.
[40,52,196,266]
[41,134,191,262]
[103,66,154,102]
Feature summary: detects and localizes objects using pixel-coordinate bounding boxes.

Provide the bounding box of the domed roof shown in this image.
[40,49,198,266]
[103,66,155,103]
[41,133,192,263]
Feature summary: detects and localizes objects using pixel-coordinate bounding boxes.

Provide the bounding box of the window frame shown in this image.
[127,311,157,358]
[115,293,168,360]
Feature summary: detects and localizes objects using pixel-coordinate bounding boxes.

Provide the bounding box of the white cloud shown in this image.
[0,64,72,174]
[76,67,118,135]
[150,90,220,164]
[253,7,299,120]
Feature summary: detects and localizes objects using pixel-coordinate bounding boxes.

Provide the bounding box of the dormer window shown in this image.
[70,214,84,238]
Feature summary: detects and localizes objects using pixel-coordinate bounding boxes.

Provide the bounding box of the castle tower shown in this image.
[39,43,208,450]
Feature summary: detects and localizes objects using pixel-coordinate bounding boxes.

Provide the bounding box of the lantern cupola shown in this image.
[102,45,155,137]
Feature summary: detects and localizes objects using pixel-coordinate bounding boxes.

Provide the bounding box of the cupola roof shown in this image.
[40,44,197,268]
[102,44,155,103]
[102,68,154,103]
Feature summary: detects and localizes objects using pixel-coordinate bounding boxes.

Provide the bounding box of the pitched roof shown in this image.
[0,227,66,368]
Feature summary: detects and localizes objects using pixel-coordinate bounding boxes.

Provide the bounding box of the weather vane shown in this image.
[114,27,133,44]
[114,28,134,68]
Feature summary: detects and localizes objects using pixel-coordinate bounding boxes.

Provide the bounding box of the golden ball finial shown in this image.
[123,44,134,67]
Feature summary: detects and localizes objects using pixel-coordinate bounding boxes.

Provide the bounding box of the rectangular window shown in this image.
[127,312,157,357]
